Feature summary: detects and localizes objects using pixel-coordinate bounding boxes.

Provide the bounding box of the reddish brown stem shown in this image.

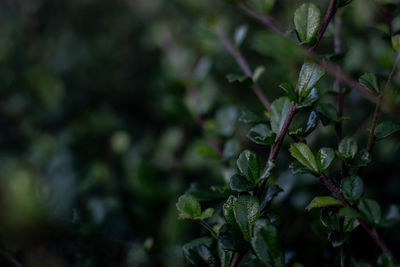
[309,0,337,52]
[215,28,271,110]
[320,174,395,259]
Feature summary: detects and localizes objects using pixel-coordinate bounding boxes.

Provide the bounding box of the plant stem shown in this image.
[367,52,400,153]
[238,2,377,104]
[199,220,218,239]
[320,174,395,260]
[215,28,271,110]
[333,13,346,180]
[230,2,337,265]
[309,0,337,52]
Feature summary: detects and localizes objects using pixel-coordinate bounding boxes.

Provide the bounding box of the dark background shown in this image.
[0,0,399,266]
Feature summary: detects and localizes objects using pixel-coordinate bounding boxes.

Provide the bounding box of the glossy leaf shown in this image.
[176,194,202,219]
[251,219,284,267]
[182,237,218,267]
[338,137,358,161]
[374,121,400,141]
[199,208,215,220]
[294,3,321,44]
[297,62,325,100]
[258,160,276,183]
[342,176,364,200]
[270,97,291,136]
[260,185,283,211]
[289,143,319,173]
[223,196,237,227]
[349,149,371,167]
[230,174,254,192]
[297,88,319,109]
[359,73,380,95]
[218,224,248,252]
[289,161,315,176]
[247,123,276,146]
[358,198,381,225]
[303,111,319,137]
[233,195,260,241]
[316,147,335,172]
[237,150,260,183]
[279,83,296,102]
[306,196,343,210]
[317,103,337,125]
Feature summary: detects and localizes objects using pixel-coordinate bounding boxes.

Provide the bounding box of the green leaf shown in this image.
[297,62,325,100]
[230,174,254,192]
[359,73,380,95]
[223,196,237,227]
[317,103,337,126]
[182,237,218,267]
[199,208,215,220]
[338,137,358,161]
[176,194,202,219]
[279,83,297,102]
[297,88,319,109]
[222,139,241,161]
[237,150,260,183]
[260,185,283,211]
[218,224,248,252]
[306,196,343,210]
[294,3,321,44]
[218,243,233,267]
[338,207,362,219]
[247,124,276,146]
[233,195,260,241]
[270,97,291,136]
[358,198,381,225]
[253,66,265,82]
[349,149,371,167]
[392,34,400,52]
[316,147,335,172]
[342,176,364,200]
[226,73,252,84]
[343,217,360,232]
[302,111,319,137]
[289,161,315,176]
[239,109,268,124]
[258,160,276,183]
[251,219,284,267]
[380,205,400,227]
[234,25,248,47]
[289,143,319,173]
[374,121,400,141]
[320,209,340,231]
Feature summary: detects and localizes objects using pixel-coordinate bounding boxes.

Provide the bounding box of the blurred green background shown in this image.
[0,0,399,266]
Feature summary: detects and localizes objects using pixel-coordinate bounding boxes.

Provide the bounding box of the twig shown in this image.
[367,52,400,152]
[309,0,337,52]
[238,2,377,104]
[319,174,395,259]
[230,2,337,265]
[215,28,271,110]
